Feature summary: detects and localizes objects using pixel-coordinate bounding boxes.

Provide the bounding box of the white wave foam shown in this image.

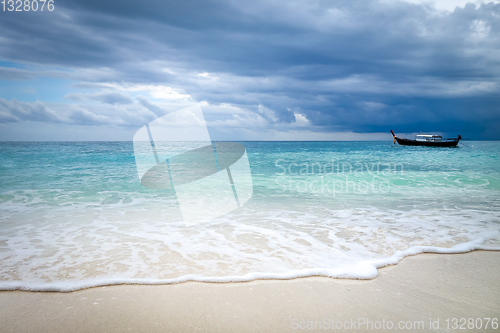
[0,242,497,292]
[1,191,499,292]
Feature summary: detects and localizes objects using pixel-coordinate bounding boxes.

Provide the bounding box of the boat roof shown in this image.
[416,134,442,138]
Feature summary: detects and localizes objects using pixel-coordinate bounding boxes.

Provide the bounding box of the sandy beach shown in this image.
[0,250,498,333]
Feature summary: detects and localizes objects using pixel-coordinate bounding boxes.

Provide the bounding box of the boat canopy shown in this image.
[415,134,442,142]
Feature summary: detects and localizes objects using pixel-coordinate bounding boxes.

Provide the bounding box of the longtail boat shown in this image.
[391,130,461,147]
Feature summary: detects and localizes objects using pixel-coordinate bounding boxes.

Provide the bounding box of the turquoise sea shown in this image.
[0,141,499,291]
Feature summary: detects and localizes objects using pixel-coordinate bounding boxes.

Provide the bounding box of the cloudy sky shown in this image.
[0,0,499,140]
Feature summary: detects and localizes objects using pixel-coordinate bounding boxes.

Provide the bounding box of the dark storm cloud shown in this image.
[0,0,499,138]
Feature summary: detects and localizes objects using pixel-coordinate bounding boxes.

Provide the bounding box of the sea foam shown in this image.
[0,193,499,292]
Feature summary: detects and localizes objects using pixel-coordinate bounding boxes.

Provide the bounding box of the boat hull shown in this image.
[394,137,459,147]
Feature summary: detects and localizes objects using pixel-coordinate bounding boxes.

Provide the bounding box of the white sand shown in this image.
[0,250,499,332]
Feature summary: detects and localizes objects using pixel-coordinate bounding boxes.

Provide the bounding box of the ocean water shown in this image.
[0,141,499,291]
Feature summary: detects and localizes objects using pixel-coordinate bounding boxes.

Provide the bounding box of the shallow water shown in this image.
[0,141,499,291]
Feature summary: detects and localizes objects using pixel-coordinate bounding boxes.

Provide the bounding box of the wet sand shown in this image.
[0,250,499,332]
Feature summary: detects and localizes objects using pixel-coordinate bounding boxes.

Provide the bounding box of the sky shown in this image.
[0,0,499,141]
